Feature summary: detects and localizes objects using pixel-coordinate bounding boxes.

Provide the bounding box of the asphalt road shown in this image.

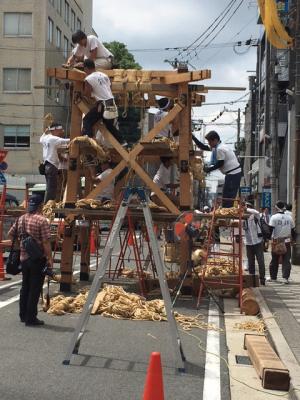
[0,256,231,400]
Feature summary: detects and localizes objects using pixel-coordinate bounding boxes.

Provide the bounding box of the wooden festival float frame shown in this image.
[47,67,211,291]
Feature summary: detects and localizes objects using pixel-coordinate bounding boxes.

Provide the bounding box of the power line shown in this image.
[189,0,245,62]
[183,0,239,61]
[178,0,237,58]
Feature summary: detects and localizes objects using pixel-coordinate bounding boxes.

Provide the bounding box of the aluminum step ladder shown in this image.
[63,186,186,371]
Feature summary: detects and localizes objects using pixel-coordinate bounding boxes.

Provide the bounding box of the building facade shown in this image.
[0,0,93,186]
[243,0,295,210]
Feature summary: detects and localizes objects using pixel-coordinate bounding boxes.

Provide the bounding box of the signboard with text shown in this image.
[261,187,272,209]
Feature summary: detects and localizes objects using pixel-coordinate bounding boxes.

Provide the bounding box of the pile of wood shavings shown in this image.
[46,285,221,332]
[234,320,266,334]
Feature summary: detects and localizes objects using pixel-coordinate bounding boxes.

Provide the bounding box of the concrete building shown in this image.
[0,0,93,187]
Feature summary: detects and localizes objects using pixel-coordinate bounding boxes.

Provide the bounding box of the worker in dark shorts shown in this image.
[193,131,241,207]
[8,195,52,326]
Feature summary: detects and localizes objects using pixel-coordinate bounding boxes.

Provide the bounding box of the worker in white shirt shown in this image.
[243,202,266,285]
[150,157,179,207]
[40,123,70,202]
[82,59,124,144]
[91,161,114,202]
[154,98,177,139]
[268,201,296,284]
[57,150,68,201]
[65,30,113,69]
[192,131,241,207]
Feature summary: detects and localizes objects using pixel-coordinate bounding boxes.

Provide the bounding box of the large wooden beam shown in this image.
[178,83,192,209]
[60,81,83,292]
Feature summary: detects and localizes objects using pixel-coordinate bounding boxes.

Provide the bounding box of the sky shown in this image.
[92,0,262,189]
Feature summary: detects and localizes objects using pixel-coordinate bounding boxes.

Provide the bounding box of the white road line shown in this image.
[203,300,221,400]
[0,261,97,310]
[0,280,22,291]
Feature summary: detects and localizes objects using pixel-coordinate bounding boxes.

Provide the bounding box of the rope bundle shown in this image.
[46,285,221,332]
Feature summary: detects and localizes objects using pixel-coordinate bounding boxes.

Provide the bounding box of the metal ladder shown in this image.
[63,186,186,371]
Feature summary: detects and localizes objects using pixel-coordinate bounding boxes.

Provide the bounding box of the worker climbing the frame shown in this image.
[192,131,241,207]
[82,59,125,145]
[65,30,114,69]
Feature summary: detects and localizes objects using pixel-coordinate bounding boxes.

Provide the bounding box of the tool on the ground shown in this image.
[62,186,186,371]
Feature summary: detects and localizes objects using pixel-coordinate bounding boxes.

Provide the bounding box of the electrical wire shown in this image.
[189,0,245,62]
[178,0,237,59]
[185,0,240,61]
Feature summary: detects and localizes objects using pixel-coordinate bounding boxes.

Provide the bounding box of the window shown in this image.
[77,17,81,30]
[63,36,69,58]
[64,1,69,25]
[56,0,62,14]
[56,27,61,48]
[71,9,76,31]
[3,125,30,148]
[48,17,54,43]
[4,13,32,36]
[3,69,31,92]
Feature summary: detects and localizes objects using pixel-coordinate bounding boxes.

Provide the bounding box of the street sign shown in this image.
[0,172,6,185]
[262,190,272,209]
[0,162,8,171]
[0,150,8,163]
[240,186,251,196]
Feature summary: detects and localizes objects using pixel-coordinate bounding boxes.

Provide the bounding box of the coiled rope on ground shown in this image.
[46,285,222,332]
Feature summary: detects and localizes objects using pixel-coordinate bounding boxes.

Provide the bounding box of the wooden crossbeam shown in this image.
[77,100,183,214]
[47,68,211,85]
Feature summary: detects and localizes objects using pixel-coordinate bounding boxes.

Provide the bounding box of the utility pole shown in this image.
[237,108,241,156]
[293,0,300,264]
[270,44,279,210]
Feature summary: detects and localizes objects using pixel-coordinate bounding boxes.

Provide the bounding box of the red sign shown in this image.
[0,150,8,163]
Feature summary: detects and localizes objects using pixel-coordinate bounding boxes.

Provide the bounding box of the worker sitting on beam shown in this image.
[192,130,241,208]
[150,156,179,207]
[65,30,114,70]
[82,59,125,145]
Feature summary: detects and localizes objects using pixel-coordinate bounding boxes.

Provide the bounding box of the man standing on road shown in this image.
[268,201,296,284]
[65,30,113,69]
[260,207,270,252]
[40,123,70,203]
[8,195,52,326]
[244,202,266,285]
[192,131,241,207]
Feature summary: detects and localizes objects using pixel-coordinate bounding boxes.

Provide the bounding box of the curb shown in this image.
[253,288,300,400]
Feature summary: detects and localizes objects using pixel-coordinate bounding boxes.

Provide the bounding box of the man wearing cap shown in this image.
[192,131,241,207]
[243,202,266,285]
[8,195,52,326]
[268,200,296,284]
[65,30,113,69]
[40,123,70,203]
[82,59,125,145]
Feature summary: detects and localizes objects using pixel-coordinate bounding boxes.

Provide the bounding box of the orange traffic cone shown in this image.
[127,232,134,246]
[0,251,5,280]
[143,352,164,400]
[90,228,96,254]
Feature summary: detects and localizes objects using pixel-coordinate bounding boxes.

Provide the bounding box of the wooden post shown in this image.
[79,168,93,281]
[60,82,83,292]
[178,83,192,209]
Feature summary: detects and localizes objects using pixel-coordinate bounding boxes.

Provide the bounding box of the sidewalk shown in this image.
[259,252,300,364]
[256,251,300,398]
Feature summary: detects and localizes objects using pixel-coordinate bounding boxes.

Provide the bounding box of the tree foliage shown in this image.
[103,41,142,70]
